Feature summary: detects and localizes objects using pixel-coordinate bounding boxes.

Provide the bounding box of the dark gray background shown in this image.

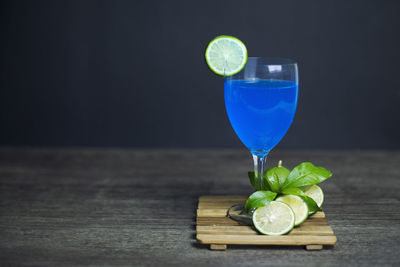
[1,0,399,149]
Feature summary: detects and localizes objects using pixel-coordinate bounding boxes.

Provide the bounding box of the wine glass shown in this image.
[224,57,298,192]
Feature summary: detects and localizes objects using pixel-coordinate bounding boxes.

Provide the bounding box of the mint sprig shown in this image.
[244,191,277,213]
[245,161,332,212]
[265,165,290,192]
[282,162,332,189]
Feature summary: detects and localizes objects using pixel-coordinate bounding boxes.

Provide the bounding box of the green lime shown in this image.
[252,201,295,235]
[205,35,247,76]
[276,195,309,226]
[300,185,324,214]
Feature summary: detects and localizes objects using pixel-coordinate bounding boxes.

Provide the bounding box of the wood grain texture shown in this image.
[197,225,334,236]
[0,148,400,266]
[306,245,323,250]
[210,244,227,250]
[197,234,337,245]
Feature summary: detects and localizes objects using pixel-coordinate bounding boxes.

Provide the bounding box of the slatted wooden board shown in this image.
[196,195,337,250]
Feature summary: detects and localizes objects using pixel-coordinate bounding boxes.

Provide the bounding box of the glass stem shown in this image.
[252,152,269,190]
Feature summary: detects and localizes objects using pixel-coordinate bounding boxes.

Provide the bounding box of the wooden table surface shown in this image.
[0,148,399,266]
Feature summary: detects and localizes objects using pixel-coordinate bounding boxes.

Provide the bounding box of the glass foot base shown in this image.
[227,204,252,225]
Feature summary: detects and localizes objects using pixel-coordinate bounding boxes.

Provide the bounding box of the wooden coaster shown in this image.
[196,195,337,250]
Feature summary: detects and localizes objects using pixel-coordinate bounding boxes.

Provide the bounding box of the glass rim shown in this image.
[246,57,297,66]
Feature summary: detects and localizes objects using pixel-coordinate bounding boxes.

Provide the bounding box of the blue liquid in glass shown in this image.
[224,79,298,153]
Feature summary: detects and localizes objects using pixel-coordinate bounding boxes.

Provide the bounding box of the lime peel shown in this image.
[205,35,247,76]
[252,201,295,235]
[276,195,309,226]
[300,185,324,214]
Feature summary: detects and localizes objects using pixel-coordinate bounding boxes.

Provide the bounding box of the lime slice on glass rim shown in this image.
[205,35,247,76]
[276,195,309,226]
[300,185,324,214]
[252,201,295,235]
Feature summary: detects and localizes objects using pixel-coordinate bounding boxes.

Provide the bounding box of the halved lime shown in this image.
[276,195,309,226]
[300,185,324,213]
[252,201,295,235]
[205,35,247,76]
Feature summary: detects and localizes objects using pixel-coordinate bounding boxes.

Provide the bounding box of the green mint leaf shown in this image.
[300,195,322,213]
[277,166,290,188]
[281,187,305,196]
[244,190,277,213]
[282,162,332,189]
[264,166,290,193]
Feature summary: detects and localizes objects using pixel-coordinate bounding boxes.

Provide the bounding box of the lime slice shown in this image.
[276,195,309,226]
[205,35,247,76]
[300,185,324,214]
[252,201,295,235]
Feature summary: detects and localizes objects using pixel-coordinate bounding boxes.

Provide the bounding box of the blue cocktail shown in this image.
[224,58,299,190]
[225,79,298,151]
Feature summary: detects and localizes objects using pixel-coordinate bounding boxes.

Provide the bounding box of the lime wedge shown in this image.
[300,185,324,214]
[276,195,309,226]
[205,35,247,76]
[252,201,295,235]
